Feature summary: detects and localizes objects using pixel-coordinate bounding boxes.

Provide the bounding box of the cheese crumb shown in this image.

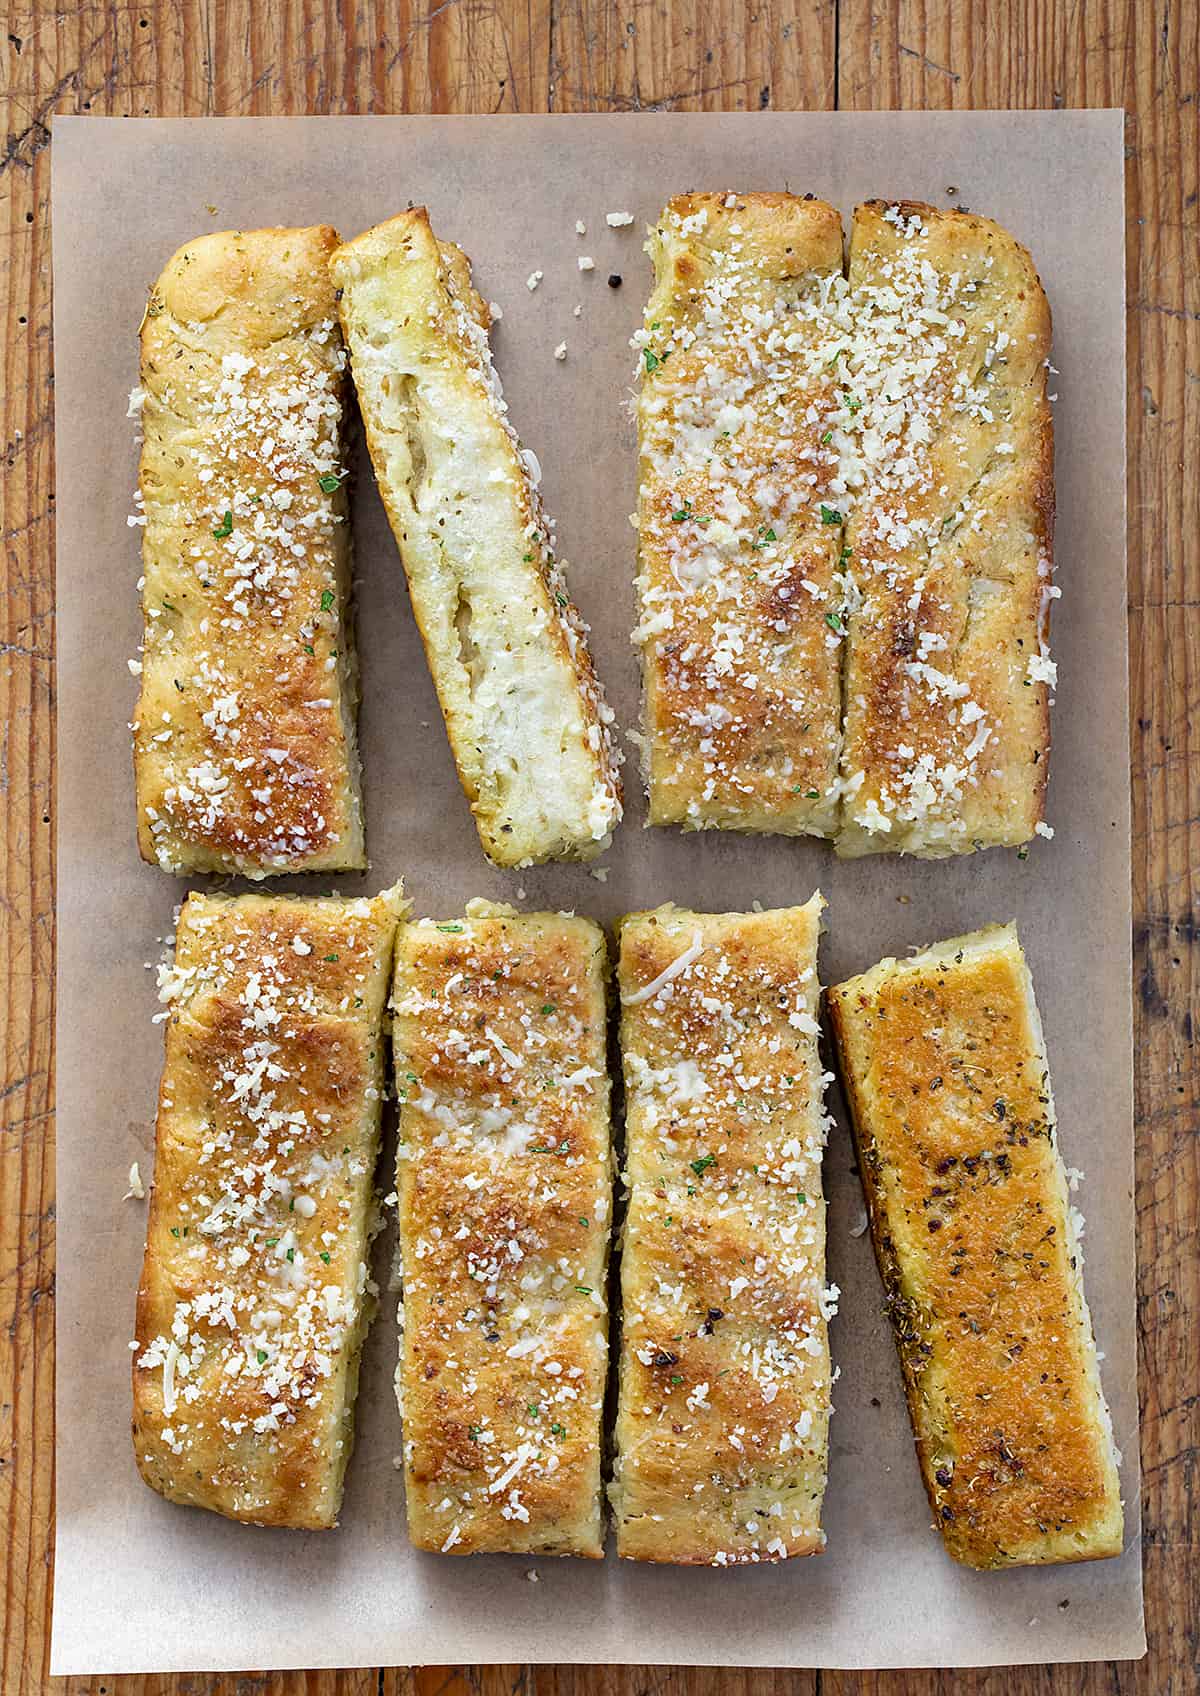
[577,256,595,272]
[605,211,634,227]
[554,342,568,362]
[526,271,543,292]
[123,1161,146,1201]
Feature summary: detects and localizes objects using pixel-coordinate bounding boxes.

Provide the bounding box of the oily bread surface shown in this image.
[827,924,1123,1568]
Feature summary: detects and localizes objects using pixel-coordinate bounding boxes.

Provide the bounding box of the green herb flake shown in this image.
[820,430,833,445]
[257,1349,268,1364]
[436,923,463,933]
[211,510,233,539]
[690,1153,716,1177]
[302,642,315,655]
[324,953,339,962]
[670,1374,683,1386]
[820,505,843,526]
[551,1422,567,1438]
[319,1251,331,1264]
[575,1285,593,1296]
[825,611,846,635]
[320,589,334,612]
[541,1003,556,1016]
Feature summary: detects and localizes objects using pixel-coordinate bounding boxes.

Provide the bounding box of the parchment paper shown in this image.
[50,111,1140,1675]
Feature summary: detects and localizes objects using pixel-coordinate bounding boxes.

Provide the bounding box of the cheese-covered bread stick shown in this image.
[392,903,612,1555]
[132,885,405,1528]
[133,226,364,876]
[612,900,833,1564]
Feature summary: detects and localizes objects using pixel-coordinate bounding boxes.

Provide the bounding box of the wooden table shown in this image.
[1,1,1195,1690]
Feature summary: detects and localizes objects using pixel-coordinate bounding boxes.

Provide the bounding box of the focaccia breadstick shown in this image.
[827,924,1123,1568]
[833,202,1054,857]
[132,885,405,1528]
[392,903,612,1556]
[330,212,622,868]
[635,194,847,836]
[611,901,833,1564]
[133,226,364,877]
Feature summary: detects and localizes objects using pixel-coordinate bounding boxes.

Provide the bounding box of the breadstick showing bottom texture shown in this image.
[827,924,1123,1568]
[612,901,834,1564]
[331,211,622,868]
[132,885,406,1529]
[392,903,612,1556]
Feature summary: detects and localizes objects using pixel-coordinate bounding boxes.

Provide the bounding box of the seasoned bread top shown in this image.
[834,202,1054,857]
[612,901,833,1565]
[827,925,1123,1568]
[133,225,364,877]
[132,885,405,1528]
[636,193,847,836]
[330,210,622,868]
[392,902,612,1556]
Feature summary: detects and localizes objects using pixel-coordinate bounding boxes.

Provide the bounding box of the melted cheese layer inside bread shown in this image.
[331,211,622,869]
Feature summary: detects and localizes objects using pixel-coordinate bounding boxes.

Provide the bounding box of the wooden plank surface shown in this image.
[0,0,1194,1690]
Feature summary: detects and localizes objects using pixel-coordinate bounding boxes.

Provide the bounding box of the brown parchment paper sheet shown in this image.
[50,111,1140,1675]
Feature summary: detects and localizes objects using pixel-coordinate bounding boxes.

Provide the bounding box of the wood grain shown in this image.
[0,0,1194,1692]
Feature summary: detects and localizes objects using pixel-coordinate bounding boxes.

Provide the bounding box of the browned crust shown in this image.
[133,225,364,876]
[827,928,1123,1569]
